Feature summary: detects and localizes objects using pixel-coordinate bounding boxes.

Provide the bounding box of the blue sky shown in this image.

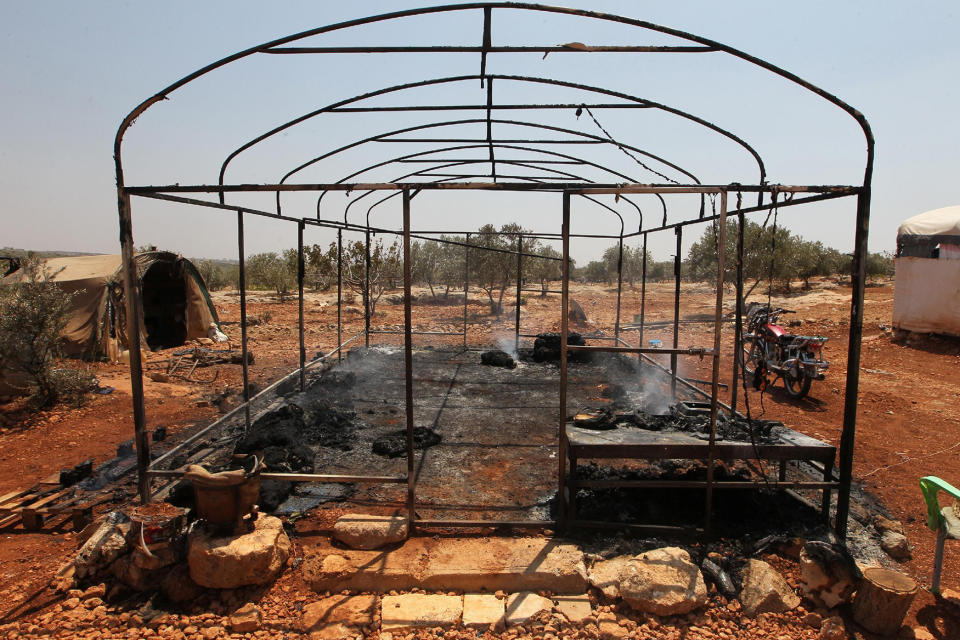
[1,1,957,264]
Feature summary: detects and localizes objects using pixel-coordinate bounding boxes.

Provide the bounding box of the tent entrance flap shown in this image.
[142,260,188,350]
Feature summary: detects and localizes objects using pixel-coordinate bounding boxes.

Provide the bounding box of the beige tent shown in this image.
[893,206,960,335]
[1,252,220,357]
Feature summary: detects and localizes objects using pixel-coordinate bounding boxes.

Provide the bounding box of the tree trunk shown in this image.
[851,567,918,636]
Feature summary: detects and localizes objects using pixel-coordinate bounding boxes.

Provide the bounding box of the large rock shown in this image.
[332,513,408,550]
[381,594,462,631]
[301,595,377,639]
[880,531,912,560]
[799,541,860,608]
[188,515,290,589]
[587,555,632,599]
[739,559,801,617]
[619,547,707,616]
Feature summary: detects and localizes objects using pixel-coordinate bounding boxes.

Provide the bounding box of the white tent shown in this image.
[893,205,960,335]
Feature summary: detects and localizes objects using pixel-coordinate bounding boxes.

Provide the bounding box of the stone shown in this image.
[381,594,462,631]
[332,513,408,550]
[587,556,631,599]
[110,554,160,591]
[188,515,290,589]
[820,616,846,640]
[554,594,592,624]
[505,592,553,626]
[149,372,170,383]
[160,564,204,604]
[301,594,377,639]
[874,514,905,536]
[302,537,587,594]
[911,627,935,640]
[81,584,106,600]
[228,603,261,633]
[618,547,707,616]
[804,612,823,628]
[740,559,801,617]
[74,515,130,579]
[599,619,628,640]
[462,594,504,630]
[881,531,912,560]
[799,542,860,608]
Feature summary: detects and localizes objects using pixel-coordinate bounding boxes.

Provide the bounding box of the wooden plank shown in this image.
[22,488,70,511]
[37,472,62,486]
[0,512,21,529]
[0,488,33,507]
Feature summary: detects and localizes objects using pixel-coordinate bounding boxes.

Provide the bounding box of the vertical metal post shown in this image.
[364,229,371,347]
[237,211,251,430]
[671,226,682,398]
[117,191,150,504]
[297,221,306,392]
[704,191,727,535]
[638,232,648,351]
[514,235,523,353]
[558,192,571,527]
[730,211,746,413]
[462,232,470,349]
[336,229,342,362]
[401,189,416,524]
[614,235,624,343]
[836,184,872,538]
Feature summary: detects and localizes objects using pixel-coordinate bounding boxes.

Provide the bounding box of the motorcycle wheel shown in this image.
[783,367,812,398]
[741,338,761,380]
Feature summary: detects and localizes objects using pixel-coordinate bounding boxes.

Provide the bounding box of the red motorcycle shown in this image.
[741,304,829,399]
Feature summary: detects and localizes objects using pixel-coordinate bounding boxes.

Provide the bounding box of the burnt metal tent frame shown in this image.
[114,3,873,538]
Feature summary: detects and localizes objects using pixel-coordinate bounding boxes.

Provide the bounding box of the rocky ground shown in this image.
[2,278,960,638]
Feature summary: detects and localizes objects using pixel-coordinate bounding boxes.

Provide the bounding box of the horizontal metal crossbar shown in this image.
[264,45,717,54]
[125,182,859,195]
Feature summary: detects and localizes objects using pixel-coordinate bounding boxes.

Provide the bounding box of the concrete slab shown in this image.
[381,594,462,631]
[332,513,408,550]
[505,592,554,626]
[462,594,505,630]
[301,594,377,640]
[302,537,587,593]
[555,594,593,624]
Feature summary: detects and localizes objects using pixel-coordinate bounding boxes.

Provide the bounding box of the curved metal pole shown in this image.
[358,159,635,233]
[317,142,648,219]
[213,73,763,209]
[274,116,701,217]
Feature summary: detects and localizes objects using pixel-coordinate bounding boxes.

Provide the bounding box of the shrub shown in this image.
[0,259,94,408]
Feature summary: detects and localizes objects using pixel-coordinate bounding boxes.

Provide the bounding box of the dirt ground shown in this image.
[3,278,960,635]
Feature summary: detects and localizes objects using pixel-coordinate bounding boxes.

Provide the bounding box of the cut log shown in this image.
[851,567,918,636]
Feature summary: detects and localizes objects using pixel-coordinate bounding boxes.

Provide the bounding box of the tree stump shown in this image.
[851,567,918,636]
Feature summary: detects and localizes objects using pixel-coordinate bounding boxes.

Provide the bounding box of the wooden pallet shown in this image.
[0,479,95,531]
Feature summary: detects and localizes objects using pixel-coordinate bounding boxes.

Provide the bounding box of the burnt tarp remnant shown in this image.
[632,408,785,444]
[232,400,363,510]
[572,407,639,431]
[60,458,94,487]
[480,349,516,368]
[236,404,306,452]
[372,427,442,458]
[532,332,588,363]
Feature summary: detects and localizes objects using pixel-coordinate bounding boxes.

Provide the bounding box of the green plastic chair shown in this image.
[919,476,960,594]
